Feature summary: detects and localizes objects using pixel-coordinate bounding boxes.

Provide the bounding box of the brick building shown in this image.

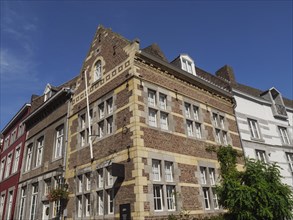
[216,66,293,188]
[0,104,30,220]
[64,25,242,220]
[14,81,76,220]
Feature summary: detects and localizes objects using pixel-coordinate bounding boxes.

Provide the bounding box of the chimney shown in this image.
[215,65,236,84]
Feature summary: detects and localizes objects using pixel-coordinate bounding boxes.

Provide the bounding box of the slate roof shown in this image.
[233,83,293,109]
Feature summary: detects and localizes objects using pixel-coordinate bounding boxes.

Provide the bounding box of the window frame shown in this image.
[255,149,267,163]
[54,125,64,158]
[248,118,261,139]
[279,126,290,145]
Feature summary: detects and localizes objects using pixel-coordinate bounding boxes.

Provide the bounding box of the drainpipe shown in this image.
[84,69,94,161]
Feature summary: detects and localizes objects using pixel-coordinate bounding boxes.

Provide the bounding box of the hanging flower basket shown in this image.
[47,187,69,202]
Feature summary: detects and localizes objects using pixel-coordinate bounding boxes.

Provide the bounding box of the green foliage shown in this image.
[47,187,69,202]
[215,145,293,220]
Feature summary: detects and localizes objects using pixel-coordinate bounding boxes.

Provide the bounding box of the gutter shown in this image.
[1,103,31,134]
[23,88,72,125]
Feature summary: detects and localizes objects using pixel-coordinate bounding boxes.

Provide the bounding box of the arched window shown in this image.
[94,61,102,81]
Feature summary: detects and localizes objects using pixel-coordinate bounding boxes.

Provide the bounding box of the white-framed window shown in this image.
[152,160,161,181]
[213,113,228,145]
[209,168,216,185]
[223,131,228,145]
[256,149,267,163]
[4,153,12,178]
[97,97,114,138]
[18,187,26,220]
[286,153,293,172]
[55,125,64,158]
[77,195,82,217]
[160,112,168,130]
[85,194,91,216]
[52,200,60,218]
[30,184,38,220]
[98,103,105,119]
[147,89,170,130]
[94,60,102,81]
[0,194,5,219]
[248,119,261,139]
[98,169,104,188]
[80,114,86,129]
[107,98,113,114]
[148,89,156,107]
[44,179,51,196]
[98,121,104,138]
[159,93,167,110]
[96,166,115,215]
[10,128,17,144]
[200,166,218,210]
[215,129,221,144]
[195,122,202,139]
[80,131,86,147]
[181,57,193,74]
[107,167,113,186]
[6,190,13,220]
[107,116,113,134]
[153,185,163,211]
[212,188,219,210]
[107,189,114,214]
[85,173,91,191]
[151,160,177,212]
[165,162,173,182]
[185,102,202,139]
[98,191,104,215]
[148,109,157,127]
[213,113,219,127]
[78,175,83,193]
[166,185,176,211]
[193,106,199,121]
[185,103,191,118]
[203,187,211,210]
[187,120,194,136]
[3,136,10,150]
[0,158,6,181]
[220,116,225,129]
[12,146,21,173]
[200,167,207,184]
[35,136,44,167]
[279,126,290,145]
[17,123,25,138]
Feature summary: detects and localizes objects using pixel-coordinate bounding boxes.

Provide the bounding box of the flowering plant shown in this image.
[47,187,69,202]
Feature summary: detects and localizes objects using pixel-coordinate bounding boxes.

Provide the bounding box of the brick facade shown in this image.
[64,26,242,220]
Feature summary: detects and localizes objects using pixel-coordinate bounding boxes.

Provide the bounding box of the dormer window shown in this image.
[261,88,287,119]
[179,55,196,75]
[43,84,52,102]
[94,60,102,81]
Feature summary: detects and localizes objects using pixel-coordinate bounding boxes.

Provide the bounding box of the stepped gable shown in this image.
[142,43,168,62]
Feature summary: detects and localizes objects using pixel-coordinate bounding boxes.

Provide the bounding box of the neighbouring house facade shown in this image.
[216,66,293,188]
[0,104,30,220]
[14,81,76,220]
[64,25,243,220]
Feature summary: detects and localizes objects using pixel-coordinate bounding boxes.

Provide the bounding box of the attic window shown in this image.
[94,60,102,81]
[44,85,52,102]
[180,55,196,75]
[269,88,287,118]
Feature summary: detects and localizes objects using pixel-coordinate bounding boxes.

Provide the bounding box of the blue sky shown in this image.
[1,1,292,130]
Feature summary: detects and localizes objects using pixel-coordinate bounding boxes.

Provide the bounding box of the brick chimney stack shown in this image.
[215,65,236,85]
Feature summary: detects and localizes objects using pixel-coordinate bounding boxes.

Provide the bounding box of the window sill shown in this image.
[92,78,102,87]
[250,137,265,143]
